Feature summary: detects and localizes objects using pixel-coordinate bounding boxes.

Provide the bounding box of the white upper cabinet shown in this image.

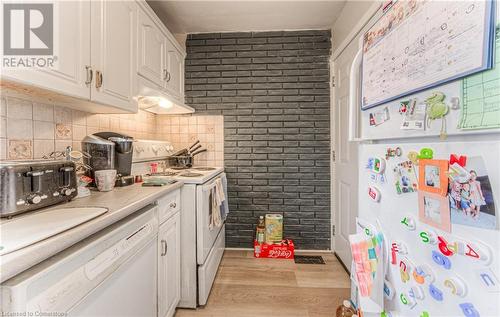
[165,41,184,101]
[136,2,189,114]
[91,0,137,112]
[1,1,91,101]
[1,0,185,114]
[137,7,166,88]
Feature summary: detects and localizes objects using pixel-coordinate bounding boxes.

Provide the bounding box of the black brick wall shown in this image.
[184,30,331,250]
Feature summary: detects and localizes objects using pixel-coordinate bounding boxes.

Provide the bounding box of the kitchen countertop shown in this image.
[0,181,183,283]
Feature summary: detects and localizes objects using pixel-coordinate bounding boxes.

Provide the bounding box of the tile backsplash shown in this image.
[156,115,224,167]
[0,95,224,167]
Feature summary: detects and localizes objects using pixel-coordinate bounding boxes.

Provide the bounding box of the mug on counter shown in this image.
[94,169,117,192]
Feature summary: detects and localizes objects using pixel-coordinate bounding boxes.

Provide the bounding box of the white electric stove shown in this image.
[152,166,225,185]
[150,166,228,308]
[132,141,228,308]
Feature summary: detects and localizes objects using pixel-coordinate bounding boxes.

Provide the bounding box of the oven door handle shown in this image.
[201,174,226,193]
[202,182,217,193]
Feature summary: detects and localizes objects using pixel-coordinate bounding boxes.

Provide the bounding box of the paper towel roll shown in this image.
[265,214,283,244]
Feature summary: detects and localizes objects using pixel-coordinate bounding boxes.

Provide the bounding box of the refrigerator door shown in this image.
[358,140,500,316]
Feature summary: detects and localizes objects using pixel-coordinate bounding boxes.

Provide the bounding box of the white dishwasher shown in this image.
[1,205,159,317]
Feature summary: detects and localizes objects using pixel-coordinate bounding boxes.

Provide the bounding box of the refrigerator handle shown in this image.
[348,48,363,142]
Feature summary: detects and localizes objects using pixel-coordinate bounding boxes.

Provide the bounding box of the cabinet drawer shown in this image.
[157,189,180,224]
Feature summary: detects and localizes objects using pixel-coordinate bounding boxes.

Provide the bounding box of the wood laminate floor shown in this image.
[175,250,351,317]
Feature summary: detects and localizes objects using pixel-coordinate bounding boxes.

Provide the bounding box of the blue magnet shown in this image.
[429,283,443,301]
[432,250,451,270]
[459,303,480,317]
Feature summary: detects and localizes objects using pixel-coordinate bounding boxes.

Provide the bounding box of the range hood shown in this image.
[137,95,194,114]
[136,77,194,115]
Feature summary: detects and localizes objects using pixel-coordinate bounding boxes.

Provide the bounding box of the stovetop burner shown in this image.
[192,167,216,171]
[149,171,179,177]
[171,166,190,170]
[178,172,204,178]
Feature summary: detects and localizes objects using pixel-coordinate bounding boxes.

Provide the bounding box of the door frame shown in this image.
[329,1,381,254]
[330,56,336,252]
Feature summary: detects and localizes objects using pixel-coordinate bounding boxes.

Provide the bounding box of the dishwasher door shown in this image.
[69,237,156,317]
[1,206,158,316]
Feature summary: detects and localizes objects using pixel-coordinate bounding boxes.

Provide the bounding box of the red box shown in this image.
[254,239,295,259]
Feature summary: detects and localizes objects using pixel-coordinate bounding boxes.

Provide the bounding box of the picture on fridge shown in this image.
[449,156,497,230]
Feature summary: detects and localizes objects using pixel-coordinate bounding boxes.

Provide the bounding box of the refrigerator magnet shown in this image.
[400,257,415,283]
[419,159,449,196]
[459,303,480,317]
[369,107,390,126]
[386,147,402,159]
[418,191,451,232]
[407,150,419,165]
[449,154,467,167]
[418,147,434,160]
[393,160,418,195]
[367,157,386,174]
[368,186,381,202]
[419,230,438,245]
[464,240,492,265]
[401,215,416,230]
[383,279,395,300]
[400,292,416,308]
[392,241,408,254]
[413,264,435,284]
[409,285,425,300]
[444,276,467,297]
[429,283,444,301]
[432,250,452,270]
[475,268,500,292]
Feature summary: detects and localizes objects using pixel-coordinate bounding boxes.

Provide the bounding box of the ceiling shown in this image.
[147,1,347,34]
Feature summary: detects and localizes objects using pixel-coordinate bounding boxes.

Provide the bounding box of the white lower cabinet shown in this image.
[157,191,181,317]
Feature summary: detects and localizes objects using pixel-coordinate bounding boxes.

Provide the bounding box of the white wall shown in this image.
[331,0,379,55]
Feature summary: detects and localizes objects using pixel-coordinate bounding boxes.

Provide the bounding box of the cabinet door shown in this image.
[165,40,184,101]
[158,212,181,317]
[137,7,166,88]
[1,1,91,100]
[91,0,137,112]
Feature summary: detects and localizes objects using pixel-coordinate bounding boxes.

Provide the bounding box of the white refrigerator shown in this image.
[348,3,500,317]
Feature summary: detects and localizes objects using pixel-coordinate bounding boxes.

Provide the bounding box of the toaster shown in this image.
[0,160,78,217]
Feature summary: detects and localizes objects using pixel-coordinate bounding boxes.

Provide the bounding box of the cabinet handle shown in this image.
[166,71,171,82]
[170,202,176,208]
[96,70,103,88]
[161,239,167,256]
[85,66,93,85]
[163,69,168,80]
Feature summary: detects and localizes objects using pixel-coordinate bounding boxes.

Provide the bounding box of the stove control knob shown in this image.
[60,188,73,196]
[27,194,42,204]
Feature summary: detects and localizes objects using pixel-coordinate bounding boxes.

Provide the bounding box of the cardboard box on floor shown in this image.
[254,239,295,259]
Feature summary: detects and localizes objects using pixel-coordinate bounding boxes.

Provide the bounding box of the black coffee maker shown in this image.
[82,132,135,186]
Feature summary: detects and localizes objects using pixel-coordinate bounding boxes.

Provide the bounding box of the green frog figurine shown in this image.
[425,92,449,139]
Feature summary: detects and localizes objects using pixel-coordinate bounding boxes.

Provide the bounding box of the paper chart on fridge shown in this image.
[459,24,500,130]
[361,0,495,110]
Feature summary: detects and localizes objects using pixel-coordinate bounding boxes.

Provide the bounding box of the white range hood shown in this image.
[136,78,194,115]
[137,95,194,115]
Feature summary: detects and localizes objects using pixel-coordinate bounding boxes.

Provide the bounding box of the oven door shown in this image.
[196,172,228,265]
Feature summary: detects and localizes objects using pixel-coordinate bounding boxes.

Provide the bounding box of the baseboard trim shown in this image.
[334,252,350,275]
[224,247,253,251]
[294,249,333,254]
